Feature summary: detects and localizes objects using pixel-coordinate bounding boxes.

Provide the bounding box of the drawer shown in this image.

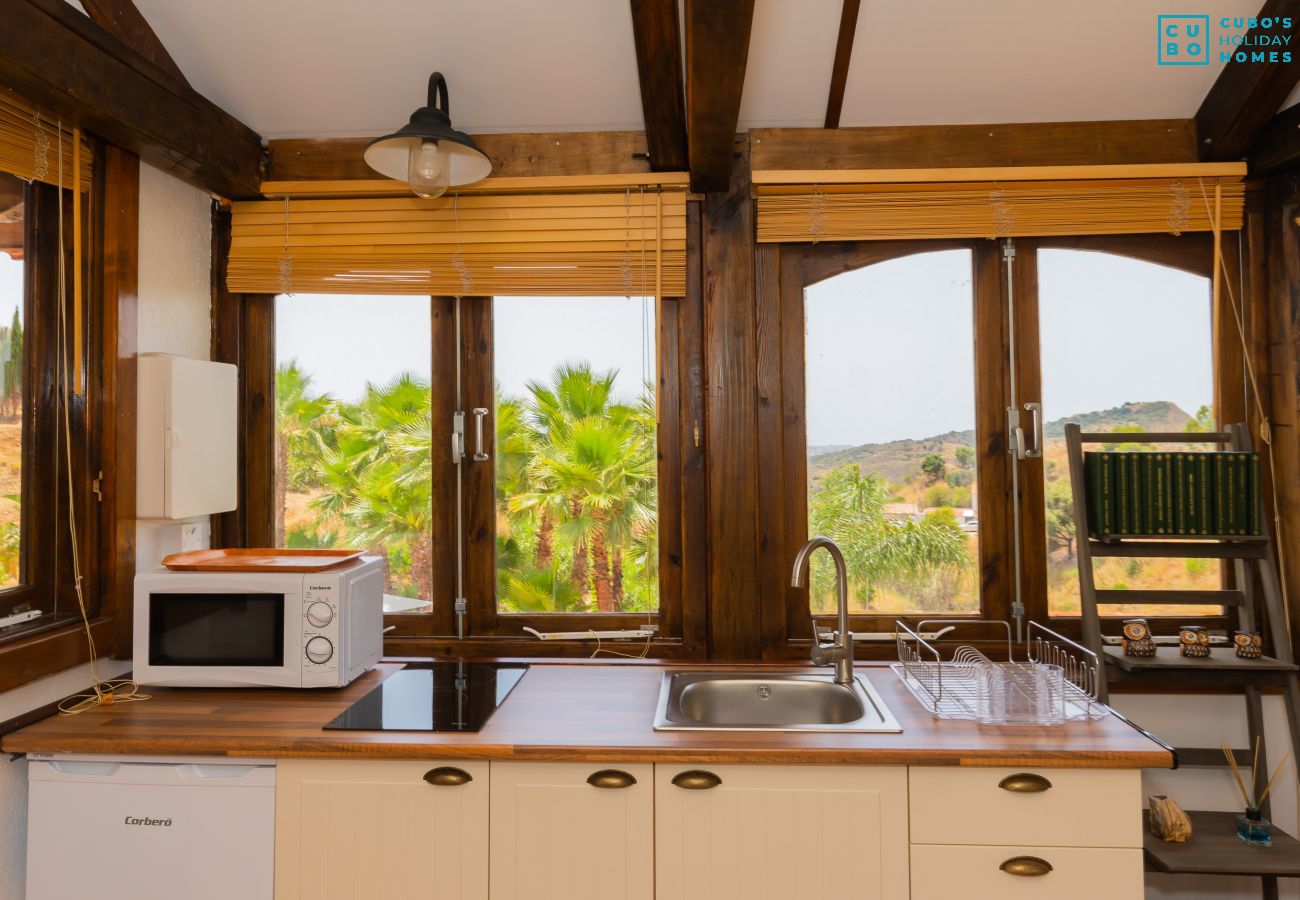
[909,767,1141,848]
[910,844,1144,900]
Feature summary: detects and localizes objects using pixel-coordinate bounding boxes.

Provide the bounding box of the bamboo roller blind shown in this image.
[0,93,92,190]
[754,166,1246,243]
[228,189,686,297]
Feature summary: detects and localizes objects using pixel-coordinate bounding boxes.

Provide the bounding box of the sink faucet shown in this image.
[790,537,853,685]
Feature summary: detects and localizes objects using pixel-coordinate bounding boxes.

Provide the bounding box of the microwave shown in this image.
[133,556,384,689]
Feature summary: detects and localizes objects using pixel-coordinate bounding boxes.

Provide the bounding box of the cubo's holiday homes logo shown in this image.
[1158,15,1210,65]
[1158,14,1294,66]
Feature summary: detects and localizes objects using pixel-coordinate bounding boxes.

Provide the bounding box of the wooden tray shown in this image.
[161,548,365,572]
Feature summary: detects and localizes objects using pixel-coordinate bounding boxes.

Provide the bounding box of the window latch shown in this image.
[91,470,104,502]
[451,412,465,464]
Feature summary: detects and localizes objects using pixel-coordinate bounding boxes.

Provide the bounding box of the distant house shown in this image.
[883,502,921,524]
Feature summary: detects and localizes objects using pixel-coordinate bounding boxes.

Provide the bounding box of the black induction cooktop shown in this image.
[323,662,528,733]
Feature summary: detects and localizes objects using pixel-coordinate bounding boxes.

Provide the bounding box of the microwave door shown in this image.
[137,583,302,688]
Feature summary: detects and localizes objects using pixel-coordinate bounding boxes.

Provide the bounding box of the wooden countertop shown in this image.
[0,663,1174,768]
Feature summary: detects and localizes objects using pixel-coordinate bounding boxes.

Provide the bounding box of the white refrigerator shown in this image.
[26,755,275,900]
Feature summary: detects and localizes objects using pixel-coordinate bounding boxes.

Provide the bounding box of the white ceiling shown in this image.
[111,0,1284,138]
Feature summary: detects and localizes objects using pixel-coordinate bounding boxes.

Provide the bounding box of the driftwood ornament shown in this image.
[1148,795,1193,843]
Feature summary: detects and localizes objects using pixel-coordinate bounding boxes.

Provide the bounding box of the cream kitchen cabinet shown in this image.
[654,764,910,900]
[909,767,1145,900]
[275,758,489,900]
[488,761,654,900]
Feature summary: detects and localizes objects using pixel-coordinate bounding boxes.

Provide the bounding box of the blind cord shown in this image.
[50,122,147,715]
[1197,178,1292,636]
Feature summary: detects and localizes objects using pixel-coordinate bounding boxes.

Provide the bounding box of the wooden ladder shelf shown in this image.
[1065,422,1300,900]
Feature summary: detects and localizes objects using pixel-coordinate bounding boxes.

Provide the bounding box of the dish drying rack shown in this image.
[891,620,1107,724]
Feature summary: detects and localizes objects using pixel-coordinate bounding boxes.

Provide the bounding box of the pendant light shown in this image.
[364,72,492,198]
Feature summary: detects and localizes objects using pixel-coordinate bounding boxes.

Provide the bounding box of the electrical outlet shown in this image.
[180,522,203,552]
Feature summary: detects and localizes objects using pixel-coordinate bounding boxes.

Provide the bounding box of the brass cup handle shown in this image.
[999,856,1053,877]
[587,769,637,789]
[424,766,472,787]
[998,772,1052,793]
[671,770,723,790]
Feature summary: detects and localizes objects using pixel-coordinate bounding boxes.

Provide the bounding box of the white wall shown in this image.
[136,162,214,571]
[0,163,213,900]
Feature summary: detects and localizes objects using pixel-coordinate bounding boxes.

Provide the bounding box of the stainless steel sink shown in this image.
[652,670,902,733]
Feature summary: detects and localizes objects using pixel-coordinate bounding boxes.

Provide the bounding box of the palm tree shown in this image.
[512,364,657,612]
[808,463,970,610]
[275,363,335,545]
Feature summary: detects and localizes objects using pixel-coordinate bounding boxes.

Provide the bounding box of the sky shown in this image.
[0,254,22,333]
[275,294,653,405]
[804,248,1213,447]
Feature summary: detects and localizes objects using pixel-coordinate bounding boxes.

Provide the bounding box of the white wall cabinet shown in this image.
[654,764,910,900]
[488,761,654,900]
[275,758,489,900]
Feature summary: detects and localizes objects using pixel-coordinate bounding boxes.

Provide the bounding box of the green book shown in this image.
[1214,453,1228,535]
[1116,452,1131,534]
[1226,453,1240,535]
[1100,453,1115,534]
[1172,452,1187,535]
[1155,452,1170,535]
[1129,452,1144,535]
[1084,452,1104,534]
[1249,452,1262,535]
[1197,453,1214,535]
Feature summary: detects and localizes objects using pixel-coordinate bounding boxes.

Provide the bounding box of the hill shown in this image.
[809,400,1193,483]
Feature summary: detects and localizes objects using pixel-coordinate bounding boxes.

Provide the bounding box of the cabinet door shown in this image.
[654,764,909,900]
[489,761,653,900]
[910,845,1144,900]
[275,759,488,900]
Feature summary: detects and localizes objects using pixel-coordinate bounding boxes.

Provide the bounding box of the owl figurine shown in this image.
[1180,625,1210,658]
[1121,619,1157,657]
[1234,631,1263,659]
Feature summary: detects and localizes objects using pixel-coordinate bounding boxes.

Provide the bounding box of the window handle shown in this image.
[472,407,490,462]
[1023,402,1043,458]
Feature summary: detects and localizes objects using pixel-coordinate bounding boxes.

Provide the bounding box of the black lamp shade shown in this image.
[364,72,492,188]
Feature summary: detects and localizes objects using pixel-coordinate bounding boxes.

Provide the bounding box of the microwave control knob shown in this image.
[305,636,334,665]
[306,601,334,628]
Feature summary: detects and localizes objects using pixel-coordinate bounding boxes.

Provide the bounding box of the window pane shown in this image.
[1038,250,1218,616]
[493,297,658,614]
[0,173,24,592]
[805,251,979,616]
[275,295,433,614]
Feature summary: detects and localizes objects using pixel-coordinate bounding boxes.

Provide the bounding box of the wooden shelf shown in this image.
[1144,810,1300,878]
[1105,646,1298,674]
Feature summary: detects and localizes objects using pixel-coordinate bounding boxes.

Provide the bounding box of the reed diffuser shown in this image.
[1223,738,1292,847]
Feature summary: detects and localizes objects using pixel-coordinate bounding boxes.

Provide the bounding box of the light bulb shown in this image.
[407,140,449,199]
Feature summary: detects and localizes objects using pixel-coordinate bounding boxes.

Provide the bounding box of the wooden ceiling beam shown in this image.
[684,0,755,192]
[750,120,1200,170]
[1195,0,1300,161]
[824,0,862,129]
[1248,101,1300,175]
[79,0,189,87]
[0,0,264,198]
[265,131,653,184]
[629,0,688,171]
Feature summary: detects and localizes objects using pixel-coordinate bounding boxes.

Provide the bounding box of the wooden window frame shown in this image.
[220,210,708,660]
[0,143,136,693]
[758,239,1015,656]
[760,232,1242,658]
[1013,233,1234,639]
